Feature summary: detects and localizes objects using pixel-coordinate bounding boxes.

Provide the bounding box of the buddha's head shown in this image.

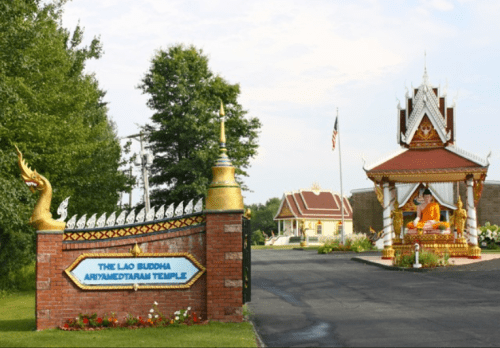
[423,188,433,204]
[457,196,463,209]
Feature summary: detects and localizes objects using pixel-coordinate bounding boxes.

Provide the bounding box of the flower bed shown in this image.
[318,233,375,254]
[60,302,204,331]
[478,222,500,249]
[393,247,450,268]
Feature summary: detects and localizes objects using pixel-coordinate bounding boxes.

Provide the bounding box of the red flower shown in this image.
[83,318,89,324]
[64,323,69,328]
[192,312,198,323]
[97,318,103,324]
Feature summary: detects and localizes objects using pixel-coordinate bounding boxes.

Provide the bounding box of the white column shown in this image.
[383,182,392,247]
[466,177,478,245]
[278,220,281,235]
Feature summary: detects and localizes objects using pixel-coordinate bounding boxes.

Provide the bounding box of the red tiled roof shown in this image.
[275,190,352,220]
[369,148,483,172]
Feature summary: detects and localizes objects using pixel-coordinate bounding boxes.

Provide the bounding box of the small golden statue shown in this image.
[15,146,65,231]
[450,196,467,238]
[244,208,252,220]
[391,198,403,241]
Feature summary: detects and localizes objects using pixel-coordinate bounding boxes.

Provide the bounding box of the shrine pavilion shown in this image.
[364,67,490,259]
[273,185,353,238]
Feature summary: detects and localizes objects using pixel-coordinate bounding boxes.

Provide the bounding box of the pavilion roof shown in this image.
[273,189,353,220]
[364,146,489,183]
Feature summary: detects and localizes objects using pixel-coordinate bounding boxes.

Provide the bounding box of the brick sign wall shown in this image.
[36,211,243,330]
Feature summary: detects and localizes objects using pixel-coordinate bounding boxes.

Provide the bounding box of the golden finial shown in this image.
[311,182,321,191]
[220,101,226,145]
[220,100,225,116]
[206,100,243,211]
[130,243,142,257]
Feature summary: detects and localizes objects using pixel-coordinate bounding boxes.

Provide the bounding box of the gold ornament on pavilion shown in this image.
[450,196,467,238]
[15,146,65,231]
[390,198,403,241]
[205,102,244,211]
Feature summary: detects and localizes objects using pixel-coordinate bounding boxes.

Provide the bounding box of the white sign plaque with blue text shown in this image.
[65,253,206,290]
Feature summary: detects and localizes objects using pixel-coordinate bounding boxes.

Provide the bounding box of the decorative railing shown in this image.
[57,198,204,232]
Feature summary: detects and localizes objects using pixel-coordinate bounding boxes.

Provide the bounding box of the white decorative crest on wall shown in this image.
[165,203,174,218]
[184,199,193,214]
[175,202,184,217]
[194,198,203,213]
[146,206,155,221]
[106,212,116,227]
[76,214,87,229]
[155,205,165,220]
[136,208,145,223]
[56,196,70,222]
[66,214,77,229]
[126,210,135,224]
[116,211,127,225]
[86,213,97,229]
[96,213,106,228]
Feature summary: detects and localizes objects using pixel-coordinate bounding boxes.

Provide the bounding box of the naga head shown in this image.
[15,145,47,193]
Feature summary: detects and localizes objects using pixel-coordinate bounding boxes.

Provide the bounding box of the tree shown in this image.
[0,0,132,287]
[246,197,282,236]
[138,44,261,207]
[251,230,266,246]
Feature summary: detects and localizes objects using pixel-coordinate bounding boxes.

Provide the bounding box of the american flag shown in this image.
[332,116,338,151]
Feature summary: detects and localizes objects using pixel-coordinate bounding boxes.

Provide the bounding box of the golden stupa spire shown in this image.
[220,101,226,144]
[205,101,244,211]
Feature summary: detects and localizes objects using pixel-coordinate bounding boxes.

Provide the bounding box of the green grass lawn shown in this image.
[0,291,257,347]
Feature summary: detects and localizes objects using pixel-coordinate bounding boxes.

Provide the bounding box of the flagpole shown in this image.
[337,108,346,245]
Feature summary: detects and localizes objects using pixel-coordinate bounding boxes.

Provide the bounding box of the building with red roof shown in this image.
[273,185,353,239]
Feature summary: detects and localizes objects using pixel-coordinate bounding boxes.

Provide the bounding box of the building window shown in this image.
[316,221,322,235]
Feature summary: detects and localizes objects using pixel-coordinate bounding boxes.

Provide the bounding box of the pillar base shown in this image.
[382,246,395,259]
[468,245,481,259]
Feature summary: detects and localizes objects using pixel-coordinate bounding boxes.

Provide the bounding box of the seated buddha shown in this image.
[407,189,440,231]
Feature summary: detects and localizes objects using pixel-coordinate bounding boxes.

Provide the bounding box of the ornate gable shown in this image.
[276,198,295,218]
[409,115,444,148]
[398,69,455,148]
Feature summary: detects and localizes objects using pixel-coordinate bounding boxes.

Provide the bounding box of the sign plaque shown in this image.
[65,253,206,290]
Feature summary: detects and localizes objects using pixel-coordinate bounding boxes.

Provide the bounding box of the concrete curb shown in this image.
[247,318,266,348]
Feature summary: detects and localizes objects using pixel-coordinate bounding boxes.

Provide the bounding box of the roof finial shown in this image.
[423,50,429,85]
[219,100,226,145]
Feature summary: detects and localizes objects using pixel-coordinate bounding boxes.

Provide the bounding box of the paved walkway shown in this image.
[249,250,500,347]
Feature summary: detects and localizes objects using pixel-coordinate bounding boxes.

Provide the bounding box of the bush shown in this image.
[318,233,374,254]
[251,230,266,245]
[393,248,449,268]
[478,222,500,245]
[0,261,36,292]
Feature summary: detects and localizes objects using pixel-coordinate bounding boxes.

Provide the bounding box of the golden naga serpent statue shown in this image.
[15,146,66,231]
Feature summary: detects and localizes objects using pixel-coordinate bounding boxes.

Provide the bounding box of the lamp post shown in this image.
[125,132,153,214]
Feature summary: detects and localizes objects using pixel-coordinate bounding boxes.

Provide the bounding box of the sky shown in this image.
[60,0,500,207]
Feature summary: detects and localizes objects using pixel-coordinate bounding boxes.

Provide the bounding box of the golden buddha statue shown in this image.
[450,196,467,238]
[391,198,403,240]
[407,188,440,230]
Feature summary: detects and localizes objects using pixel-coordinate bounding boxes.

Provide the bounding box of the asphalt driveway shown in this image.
[248,250,500,347]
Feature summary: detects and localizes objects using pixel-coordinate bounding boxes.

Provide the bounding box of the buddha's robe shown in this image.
[421,202,440,222]
[407,202,440,229]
